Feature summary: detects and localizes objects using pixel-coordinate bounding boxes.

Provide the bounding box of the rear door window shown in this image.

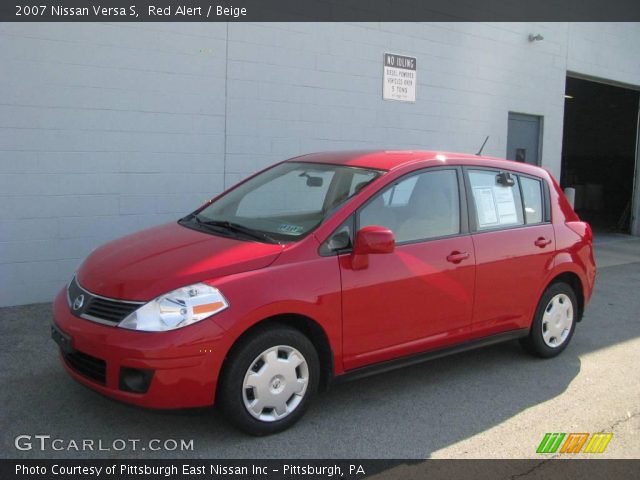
[468,170,524,230]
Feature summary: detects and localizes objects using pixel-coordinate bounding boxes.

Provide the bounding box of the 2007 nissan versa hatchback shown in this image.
[52,151,596,435]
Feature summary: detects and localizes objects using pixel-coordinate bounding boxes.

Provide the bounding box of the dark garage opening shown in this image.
[561,76,639,233]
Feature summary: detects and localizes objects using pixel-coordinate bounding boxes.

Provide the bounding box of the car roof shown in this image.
[289,150,549,177]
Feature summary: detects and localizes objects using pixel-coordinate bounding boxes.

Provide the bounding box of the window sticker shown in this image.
[473,185,519,228]
[473,187,499,227]
[493,186,519,224]
[278,224,305,235]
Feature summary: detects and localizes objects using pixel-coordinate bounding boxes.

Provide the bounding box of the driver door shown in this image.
[339,168,476,370]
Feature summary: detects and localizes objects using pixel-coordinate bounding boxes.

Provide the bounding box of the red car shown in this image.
[52,151,595,435]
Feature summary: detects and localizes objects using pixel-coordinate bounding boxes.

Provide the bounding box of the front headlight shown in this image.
[118,283,228,332]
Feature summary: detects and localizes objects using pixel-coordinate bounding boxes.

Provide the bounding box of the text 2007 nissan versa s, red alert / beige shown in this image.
[52,151,595,435]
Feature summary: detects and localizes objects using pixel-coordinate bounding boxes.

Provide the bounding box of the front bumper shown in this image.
[52,289,226,409]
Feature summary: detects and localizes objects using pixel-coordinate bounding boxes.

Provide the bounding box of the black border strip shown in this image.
[2,0,640,22]
[2,459,640,480]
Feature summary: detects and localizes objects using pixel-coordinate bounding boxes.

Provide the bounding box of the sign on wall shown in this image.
[383,53,417,102]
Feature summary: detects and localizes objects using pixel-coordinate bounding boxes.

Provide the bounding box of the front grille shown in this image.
[63,350,106,385]
[84,297,140,323]
[67,276,143,326]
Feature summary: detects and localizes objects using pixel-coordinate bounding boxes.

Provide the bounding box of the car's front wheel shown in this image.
[521,282,578,358]
[218,324,319,435]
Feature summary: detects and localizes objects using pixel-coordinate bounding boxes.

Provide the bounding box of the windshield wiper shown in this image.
[193,216,278,244]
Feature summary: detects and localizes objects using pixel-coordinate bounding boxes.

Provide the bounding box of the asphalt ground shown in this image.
[1,235,639,459]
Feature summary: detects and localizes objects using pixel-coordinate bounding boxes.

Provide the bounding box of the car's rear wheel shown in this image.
[218,325,319,435]
[521,282,577,358]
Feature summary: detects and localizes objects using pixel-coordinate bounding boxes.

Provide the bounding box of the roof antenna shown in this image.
[475,136,489,156]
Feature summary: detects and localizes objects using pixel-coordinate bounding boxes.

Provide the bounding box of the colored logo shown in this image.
[537,433,613,454]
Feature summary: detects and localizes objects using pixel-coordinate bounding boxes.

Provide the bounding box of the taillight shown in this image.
[584,223,593,242]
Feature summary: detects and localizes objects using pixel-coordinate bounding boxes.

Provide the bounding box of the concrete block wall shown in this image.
[567,23,640,87]
[0,23,228,305]
[223,22,569,188]
[1,22,639,306]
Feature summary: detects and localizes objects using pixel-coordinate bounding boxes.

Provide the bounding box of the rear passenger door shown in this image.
[465,168,555,337]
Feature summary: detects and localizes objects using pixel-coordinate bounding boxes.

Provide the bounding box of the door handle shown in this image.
[446,251,470,264]
[534,237,552,248]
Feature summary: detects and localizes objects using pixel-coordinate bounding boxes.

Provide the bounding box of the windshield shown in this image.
[184,162,382,243]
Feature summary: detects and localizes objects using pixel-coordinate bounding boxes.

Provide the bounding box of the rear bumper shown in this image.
[52,289,226,409]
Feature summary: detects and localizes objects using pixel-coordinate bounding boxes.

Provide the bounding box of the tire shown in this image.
[520,282,578,358]
[217,324,320,435]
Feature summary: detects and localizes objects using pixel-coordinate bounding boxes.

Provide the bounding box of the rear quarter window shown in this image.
[520,176,544,224]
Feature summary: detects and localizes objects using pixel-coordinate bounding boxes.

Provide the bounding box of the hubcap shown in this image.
[242,345,309,422]
[541,293,574,348]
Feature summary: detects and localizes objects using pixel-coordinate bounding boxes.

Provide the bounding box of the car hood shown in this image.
[76,222,284,301]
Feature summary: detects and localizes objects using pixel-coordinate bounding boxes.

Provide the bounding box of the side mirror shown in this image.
[352,226,395,269]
